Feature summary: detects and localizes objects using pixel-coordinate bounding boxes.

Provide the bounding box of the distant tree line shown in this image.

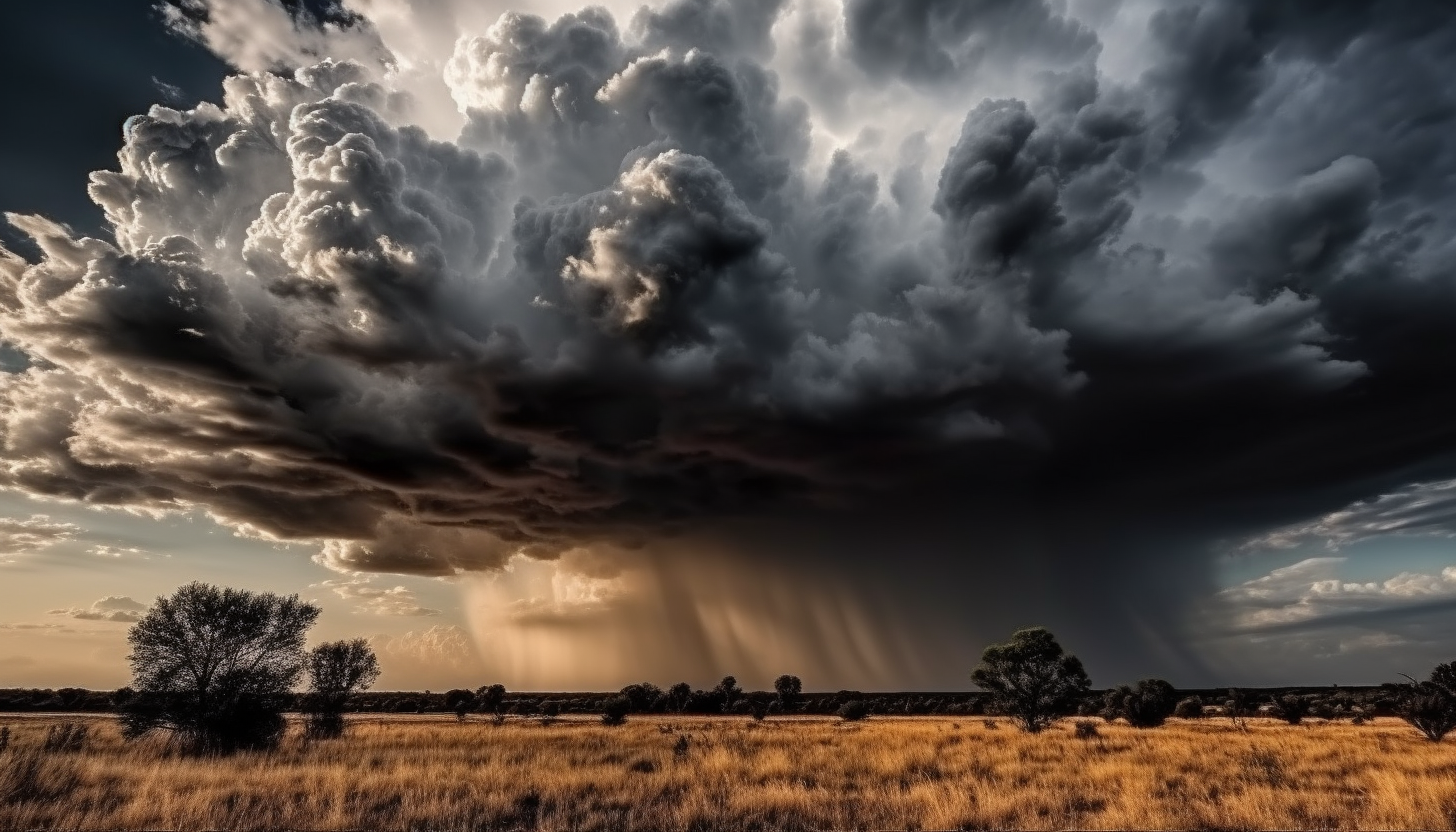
[8,583,1456,752]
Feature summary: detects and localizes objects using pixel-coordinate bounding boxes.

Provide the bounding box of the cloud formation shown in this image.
[49,595,149,623]
[0,516,78,560]
[2,0,1456,684]
[315,578,441,616]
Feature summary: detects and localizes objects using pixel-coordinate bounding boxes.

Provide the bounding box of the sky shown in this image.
[2,0,1456,693]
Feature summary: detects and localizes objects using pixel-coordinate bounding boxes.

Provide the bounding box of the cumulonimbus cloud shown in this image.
[3,0,1456,684]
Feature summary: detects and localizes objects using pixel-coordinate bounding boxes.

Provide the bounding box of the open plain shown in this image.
[1,714,1453,830]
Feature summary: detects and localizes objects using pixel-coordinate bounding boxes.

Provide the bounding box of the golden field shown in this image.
[2,713,1455,830]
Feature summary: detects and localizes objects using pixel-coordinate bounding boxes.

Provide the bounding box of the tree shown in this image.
[971,627,1091,733]
[1103,679,1177,728]
[667,682,692,713]
[444,689,476,720]
[774,675,803,712]
[475,684,506,715]
[715,676,743,714]
[121,582,320,753]
[1398,663,1456,742]
[1224,688,1252,731]
[304,639,380,738]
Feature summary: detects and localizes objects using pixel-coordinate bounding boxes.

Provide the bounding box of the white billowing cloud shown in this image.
[1242,479,1456,553]
[49,595,150,623]
[1220,557,1456,630]
[368,624,486,687]
[314,578,441,616]
[161,0,393,74]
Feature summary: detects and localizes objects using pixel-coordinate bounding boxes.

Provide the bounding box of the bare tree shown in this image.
[304,639,381,739]
[121,582,319,753]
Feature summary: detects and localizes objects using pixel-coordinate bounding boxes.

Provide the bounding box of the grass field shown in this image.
[1,713,1454,830]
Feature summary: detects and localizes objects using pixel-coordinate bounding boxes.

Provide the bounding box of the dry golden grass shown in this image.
[1,713,1454,830]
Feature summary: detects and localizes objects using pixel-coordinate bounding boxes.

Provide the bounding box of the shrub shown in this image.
[971,627,1091,733]
[1269,694,1312,726]
[1073,719,1099,739]
[1104,679,1177,728]
[837,700,869,721]
[475,684,506,715]
[1174,696,1205,719]
[1224,689,1252,731]
[1398,686,1456,742]
[602,695,632,726]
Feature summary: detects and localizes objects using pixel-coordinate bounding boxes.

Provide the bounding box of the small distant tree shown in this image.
[1104,679,1177,728]
[971,627,1091,733]
[1397,663,1456,742]
[1224,688,1252,731]
[121,582,320,753]
[667,682,692,713]
[774,675,803,712]
[715,676,743,714]
[303,639,380,739]
[620,683,662,713]
[1174,696,1205,719]
[602,695,631,726]
[475,684,506,715]
[444,689,476,720]
[1269,694,1312,726]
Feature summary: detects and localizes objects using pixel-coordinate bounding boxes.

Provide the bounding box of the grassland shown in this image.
[2,713,1454,830]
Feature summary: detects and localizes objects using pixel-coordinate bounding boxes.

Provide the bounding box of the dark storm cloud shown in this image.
[843,0,1099,84]
[4,0,1456,684]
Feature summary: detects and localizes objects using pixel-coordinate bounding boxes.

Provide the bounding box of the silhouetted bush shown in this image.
[1104,679,1177,728]
[1224,689,1252,731]
[475,684,506,715]
[1391,670,1450,743]
[620,683,661,713]
[837,700,869,721]
[602,695,632,726]
[1269,694,1312,726]
[1174,696,1205,719]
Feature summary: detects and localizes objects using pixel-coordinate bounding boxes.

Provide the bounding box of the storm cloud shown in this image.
[3,0,1456,686]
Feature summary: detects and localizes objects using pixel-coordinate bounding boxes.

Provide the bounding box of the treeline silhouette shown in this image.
[8,584,1456,754]
[0,684,1409,719]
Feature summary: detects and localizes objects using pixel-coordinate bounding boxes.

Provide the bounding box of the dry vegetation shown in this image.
[2,713,1455,830]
